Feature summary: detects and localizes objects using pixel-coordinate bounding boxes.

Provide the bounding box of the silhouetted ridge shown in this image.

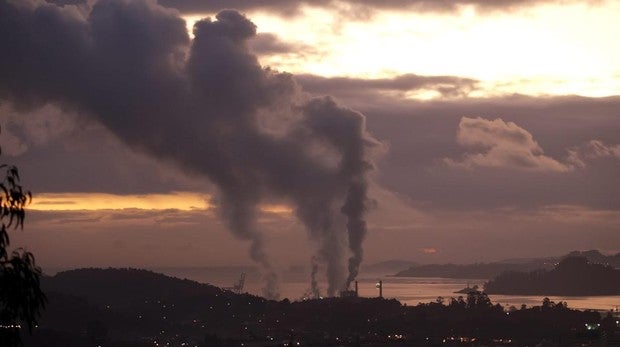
[485,257,620,295]
[563,250,620,268]
[363,259,418,273]
[36,268,272,345]
[26,267,613,346]
[43,268,265,308]
[393,249,620,279]
[394,262,548,279]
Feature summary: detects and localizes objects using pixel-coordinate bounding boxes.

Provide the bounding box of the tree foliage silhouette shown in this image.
[0,135,46,346]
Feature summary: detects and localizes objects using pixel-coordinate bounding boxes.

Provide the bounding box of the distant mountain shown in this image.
[485,257,620,296]
[498,250,620,268]
[562,250,620,268]
[393,262,549,279]
[392,250,620,279]
[495,256,557,265]
[362,260,418,274]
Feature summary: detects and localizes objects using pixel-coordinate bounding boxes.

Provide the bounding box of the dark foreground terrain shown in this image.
[9,268,620,346]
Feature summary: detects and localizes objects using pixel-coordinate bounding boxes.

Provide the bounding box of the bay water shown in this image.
[153,267,620,312]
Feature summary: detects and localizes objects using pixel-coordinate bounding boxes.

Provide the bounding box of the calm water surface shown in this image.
[155,268,620,312]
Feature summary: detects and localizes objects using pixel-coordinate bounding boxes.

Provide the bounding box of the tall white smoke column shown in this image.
[0,0,380,297]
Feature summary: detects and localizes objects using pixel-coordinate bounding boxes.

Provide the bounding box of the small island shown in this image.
[485,256,620,296]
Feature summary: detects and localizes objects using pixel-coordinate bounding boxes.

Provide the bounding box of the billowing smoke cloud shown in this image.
[0,0,378,297]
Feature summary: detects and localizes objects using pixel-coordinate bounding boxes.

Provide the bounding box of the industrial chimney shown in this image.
[375,280,383,298]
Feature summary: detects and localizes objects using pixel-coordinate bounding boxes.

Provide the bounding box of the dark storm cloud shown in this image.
[248,33,315,56]
[0,0,378,297]
[296,74,478,98]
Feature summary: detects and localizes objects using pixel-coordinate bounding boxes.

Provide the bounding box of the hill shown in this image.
[42,267,247,306]
[393,262,548,279]
[393,249,620,279]
[563,250,620,268]
[35,268,271,346]
[362,259,418,274]
[485,257,620,296]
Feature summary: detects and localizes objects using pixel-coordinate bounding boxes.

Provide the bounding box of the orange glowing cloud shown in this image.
[421,247,438,254]
[29,192,293,215]
[29,192,212,211]
[260,204,294,214]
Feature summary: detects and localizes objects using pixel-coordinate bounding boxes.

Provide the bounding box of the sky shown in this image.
[1,0,619,291]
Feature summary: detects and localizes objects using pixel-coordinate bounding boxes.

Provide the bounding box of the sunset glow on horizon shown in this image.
[28,192,212,211]
[28,192,294,214]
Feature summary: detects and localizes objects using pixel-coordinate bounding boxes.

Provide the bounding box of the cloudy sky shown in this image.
[1,0,619,284]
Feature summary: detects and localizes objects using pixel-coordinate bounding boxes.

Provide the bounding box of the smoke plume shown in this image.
[0,0,378,297]
[303,255,321,299]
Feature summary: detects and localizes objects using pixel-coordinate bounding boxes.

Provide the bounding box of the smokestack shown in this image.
[376,280,383,298]
[0,1,381,299]
[355,280,358,297]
